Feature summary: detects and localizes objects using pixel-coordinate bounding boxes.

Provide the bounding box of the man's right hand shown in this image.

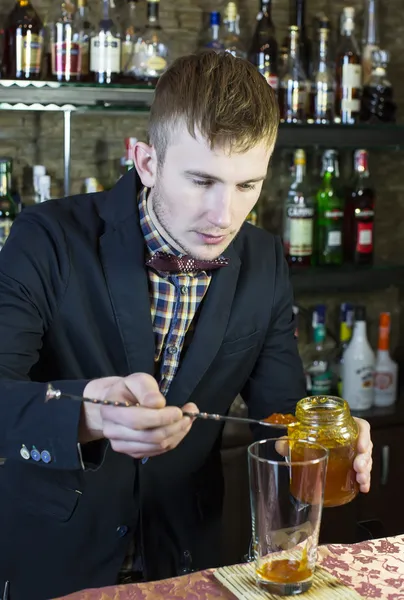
[79,374,197,459]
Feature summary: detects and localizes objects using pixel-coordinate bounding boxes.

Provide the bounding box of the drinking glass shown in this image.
[248,438,328,596]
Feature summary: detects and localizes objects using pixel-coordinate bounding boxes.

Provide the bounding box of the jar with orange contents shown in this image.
[288,395,359,507]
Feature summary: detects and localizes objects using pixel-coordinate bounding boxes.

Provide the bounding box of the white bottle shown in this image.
[342,306,375,410]
[374,312,398,407]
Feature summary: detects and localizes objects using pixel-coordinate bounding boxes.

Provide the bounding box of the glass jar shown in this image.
[288,395,359,507]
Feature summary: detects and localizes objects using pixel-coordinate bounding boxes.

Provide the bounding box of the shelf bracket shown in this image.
[63,110,71,197]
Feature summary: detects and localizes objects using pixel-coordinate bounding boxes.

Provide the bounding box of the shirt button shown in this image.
[180,285,188,295]
[167,346,178,355]
[116,525,129,538]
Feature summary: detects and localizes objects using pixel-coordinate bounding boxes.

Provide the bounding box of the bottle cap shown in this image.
[294,148,306,165]
[210,11,221,26]
[225,2,237,21]
[378,312,391,350]
[354,306,366,321]
[313,304,326,326]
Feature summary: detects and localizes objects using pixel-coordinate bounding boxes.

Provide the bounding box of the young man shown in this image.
[0,52,372,600]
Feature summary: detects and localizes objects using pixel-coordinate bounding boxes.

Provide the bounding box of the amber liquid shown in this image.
[3,0,44,80]
[257,558,312,584]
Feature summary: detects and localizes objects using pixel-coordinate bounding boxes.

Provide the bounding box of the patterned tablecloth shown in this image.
[57,535,404,600]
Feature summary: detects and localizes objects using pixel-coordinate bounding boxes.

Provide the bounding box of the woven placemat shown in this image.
[214,562,363,599]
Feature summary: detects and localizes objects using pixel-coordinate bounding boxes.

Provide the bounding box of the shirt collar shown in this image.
[139,187,180,257]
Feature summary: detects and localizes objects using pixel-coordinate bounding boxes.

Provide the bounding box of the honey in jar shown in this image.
[288,396,359,507]
[256,558,313,584]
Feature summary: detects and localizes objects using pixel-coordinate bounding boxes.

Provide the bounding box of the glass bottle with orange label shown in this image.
[288,395,359,508]
[2,0,45,80]
[374,312,398,408]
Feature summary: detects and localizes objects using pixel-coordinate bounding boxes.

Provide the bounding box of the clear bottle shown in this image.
[279,26,309,123]
[315,149,344,266]
[360,50,397,123]
[342,305,375,411]
[309,16,335,124]
[284,0,312,79]
[2,0,45,80]
[283,149,314,267]
[204,11,224,51]
[249,0,278,92]
[49,1,79,83]
[223,2,246,59]
[0,159,17,250]
[120,0,142,81]
[374,312,398,408]
[362,0,379,85]
[90,0,122,85]
[333,303,354,396]
[304,305,334,396]
[290,395,359,507]
[132,0,170,84]
[344,149,375,265]
[335,7,362,125]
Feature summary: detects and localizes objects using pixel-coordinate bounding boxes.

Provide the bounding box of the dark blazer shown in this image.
[0,169,305,600]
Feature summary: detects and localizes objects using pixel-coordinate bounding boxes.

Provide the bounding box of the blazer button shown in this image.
[20,445,30,460]
[30,447,41,462]
[141,457,149,465]
[116,525,129,538]
[41,450,52,464]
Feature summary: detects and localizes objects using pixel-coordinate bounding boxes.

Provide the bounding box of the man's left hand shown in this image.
[353,417,373,493]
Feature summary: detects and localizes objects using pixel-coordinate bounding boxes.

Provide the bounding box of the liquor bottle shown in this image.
[285,0,312,79]
[223,3,246,59]
[315,149,344,266]
[362,0,379,85]
[309,17,335,124]
[279,26,309,123]
[204,11,224,51]
[304,305,333,396]
[344,149,375,265]
[90,0,122,85]
[335,7,362,125]
[37,174,51,202]
[74,0,91,82]
[374,312,398,407]
[0,159,17,250]
[132,0,169,84]
[33,164,46,203]
[343,305,375,411]
[283,149,314,267]
[333,303,354,396]
[360,50,397,123]
[249,0,278,92]
[121,0,141,81]
[2,0,44,80]
[49,1,80,83]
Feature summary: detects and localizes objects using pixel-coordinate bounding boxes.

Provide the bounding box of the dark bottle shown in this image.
[315,149,344,267]
[90,0,121,85]
[2,0,44,80]
[249,0,279,92]
[309,17,335,124]
[335,7,362,125]
[279,25,308,123]
[344,149,375,265]
[360,49,396,123]
[284,0,312,78]
[0,159,18,250]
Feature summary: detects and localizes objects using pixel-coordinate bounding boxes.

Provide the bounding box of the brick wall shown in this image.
[1,0,404,350]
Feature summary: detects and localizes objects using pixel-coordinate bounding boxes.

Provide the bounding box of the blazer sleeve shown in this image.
[0,210,90,470]
[241,236,306,424]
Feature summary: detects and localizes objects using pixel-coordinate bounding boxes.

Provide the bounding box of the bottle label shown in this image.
[374,371,394,391]
[146,55,167,73]
[327,230,342,247]
[17,32,44,74]
[311,371,332,395]
[356,222,373,253]
[90,34,121,73]
[347,365,374,410]
[0,219,13,250]
[289,210,314,257]
[342,63,362,89]
[52,42,81,76]
[267,75,279,90]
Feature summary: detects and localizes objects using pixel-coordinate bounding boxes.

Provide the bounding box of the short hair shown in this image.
[148,50,279,163]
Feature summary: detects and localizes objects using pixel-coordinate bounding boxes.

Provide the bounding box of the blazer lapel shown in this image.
[166,244,241,408]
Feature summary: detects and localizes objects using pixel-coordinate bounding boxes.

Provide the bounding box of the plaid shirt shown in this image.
[139,188,211,395]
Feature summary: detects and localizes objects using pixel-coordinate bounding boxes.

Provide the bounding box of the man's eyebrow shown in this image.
[184,170,267,184]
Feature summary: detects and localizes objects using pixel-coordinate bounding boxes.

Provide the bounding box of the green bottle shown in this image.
[315,149,344,266]
[0,159,17,250]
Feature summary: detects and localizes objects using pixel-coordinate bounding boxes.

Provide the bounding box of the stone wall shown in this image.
[0,0,404,355]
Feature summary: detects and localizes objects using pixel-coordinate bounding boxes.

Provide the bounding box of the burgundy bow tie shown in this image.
[146,252,229,273]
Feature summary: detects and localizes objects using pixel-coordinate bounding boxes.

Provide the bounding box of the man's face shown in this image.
[149,126,273,260]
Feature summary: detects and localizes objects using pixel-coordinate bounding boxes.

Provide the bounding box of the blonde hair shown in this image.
[149,50,279,163]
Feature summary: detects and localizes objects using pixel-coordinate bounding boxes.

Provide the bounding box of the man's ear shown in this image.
[134,142,158,188]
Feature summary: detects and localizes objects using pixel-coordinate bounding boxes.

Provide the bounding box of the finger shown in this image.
[110,439,170,458]
[103,413,192,444]
[353,417,372,453]
[101,404,184,430]
[181,403,199,421]
[354,452,372,473]
[124,373,166,409]
[359,481,371,494]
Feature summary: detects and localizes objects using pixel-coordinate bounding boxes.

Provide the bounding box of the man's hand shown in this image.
[353,417,373,493]
[80,373,197,459]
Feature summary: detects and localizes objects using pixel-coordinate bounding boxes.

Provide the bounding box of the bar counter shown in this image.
[56,534,404,600]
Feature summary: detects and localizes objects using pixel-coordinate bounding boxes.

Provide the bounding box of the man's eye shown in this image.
[239,183,256,191]
[192,179,213,187]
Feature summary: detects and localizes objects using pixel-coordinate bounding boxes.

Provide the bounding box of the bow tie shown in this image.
[146,252,229,273]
